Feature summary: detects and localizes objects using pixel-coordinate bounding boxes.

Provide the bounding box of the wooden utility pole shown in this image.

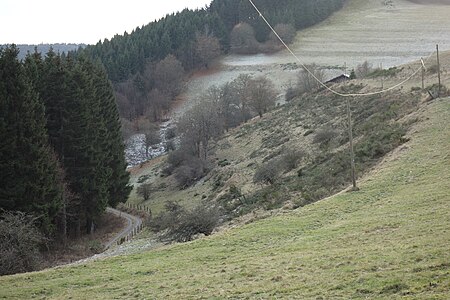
[421,57,425,90]
[436,44,441,96]
[346,97,357,190]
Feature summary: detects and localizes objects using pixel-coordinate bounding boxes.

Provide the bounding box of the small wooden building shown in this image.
[325,74,350,84]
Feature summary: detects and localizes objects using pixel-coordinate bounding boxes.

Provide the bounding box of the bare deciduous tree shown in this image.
[195,32,221,69]
[297,64,325,94]
[230,23,260,54]
[178,99,223,160]
[216,82,242,131]
[355,61,374,78]
[146,89,170,122]
[230,74,253,122]
[246,76,277,118]
[136,119,161,159]
[269,23,297,44]
[137,183,152,201]
[154,55,185,99]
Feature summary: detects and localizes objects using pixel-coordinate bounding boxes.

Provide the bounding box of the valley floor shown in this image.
[0,98,449,299]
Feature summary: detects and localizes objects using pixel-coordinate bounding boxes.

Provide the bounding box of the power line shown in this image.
[247,0,435,98]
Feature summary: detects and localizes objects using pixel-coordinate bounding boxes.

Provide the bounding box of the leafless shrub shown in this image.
[174,157,208,189]
[269,23,296,44]
[427,64,439,74]
[230,23,260,54]
[163,148,192,176]
[137,183,152,201]
[169,204,221,242]
[297,64,325,94]
[280,148,305,172]
[355,61,374,78]
[148,202,220,243]
[165,127,177,140]
[165,140,176,152]
[253,160,282,185]
[313,128,339,150]
[0,211,44,275]
[285,85,299,102]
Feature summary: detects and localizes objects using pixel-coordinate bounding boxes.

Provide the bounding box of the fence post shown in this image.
[436,44,441,96]
[346,96,357,191]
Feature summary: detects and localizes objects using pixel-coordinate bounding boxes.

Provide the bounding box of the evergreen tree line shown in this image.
[80,0,345,123]
[84,0,345,82]
[0,45,131,241]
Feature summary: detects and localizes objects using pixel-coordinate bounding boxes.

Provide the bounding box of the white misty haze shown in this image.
[0,0,212,44]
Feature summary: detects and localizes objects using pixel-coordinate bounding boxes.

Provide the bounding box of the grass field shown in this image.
[1,98,448,299]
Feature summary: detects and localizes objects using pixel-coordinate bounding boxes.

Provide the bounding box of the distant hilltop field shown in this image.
[407,0,450,4]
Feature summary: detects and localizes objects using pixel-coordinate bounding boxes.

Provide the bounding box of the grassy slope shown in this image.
[1,99,449,299]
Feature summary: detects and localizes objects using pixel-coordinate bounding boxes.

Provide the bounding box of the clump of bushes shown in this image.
[254,148,305,185]
[253,160,282,185]
[147,201,221,242]
[0,211,44,275]
[313,128,339,150]
[280,149,305,172]
[355,61,374,78]
[368,67,402,78]
[174,157,209,189]
[163,149,209,189]
[426,83,448,98]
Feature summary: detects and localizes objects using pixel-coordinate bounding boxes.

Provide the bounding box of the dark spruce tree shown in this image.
[59,56,108,234]
[22,49,131,236]
[90,61,132,208]
[24,48,77,241]
[0,45,64,234]
[54,55,130,235]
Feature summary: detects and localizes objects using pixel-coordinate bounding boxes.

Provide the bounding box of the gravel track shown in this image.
[104,207,142,250]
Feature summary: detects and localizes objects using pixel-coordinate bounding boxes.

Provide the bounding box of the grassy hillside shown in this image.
[128,66,438,219]
[1,97,449,298]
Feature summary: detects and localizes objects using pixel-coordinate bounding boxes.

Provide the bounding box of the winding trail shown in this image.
[104,207,143,250]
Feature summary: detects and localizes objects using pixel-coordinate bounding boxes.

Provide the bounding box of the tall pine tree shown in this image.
[60,55,130,234]
[90,61,132,208]
[0,45,63,234]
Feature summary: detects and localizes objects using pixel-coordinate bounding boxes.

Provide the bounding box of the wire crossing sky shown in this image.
[0,0,212,44]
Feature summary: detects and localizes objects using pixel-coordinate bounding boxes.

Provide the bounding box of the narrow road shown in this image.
[104,207,143,250]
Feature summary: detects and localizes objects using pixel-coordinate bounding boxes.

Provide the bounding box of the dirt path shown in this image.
[103,207,142,250]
